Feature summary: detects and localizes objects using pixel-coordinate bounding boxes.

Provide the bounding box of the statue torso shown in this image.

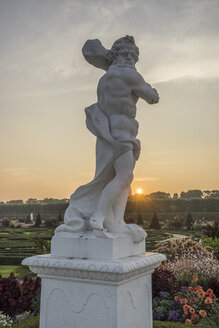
[97,65,139,140]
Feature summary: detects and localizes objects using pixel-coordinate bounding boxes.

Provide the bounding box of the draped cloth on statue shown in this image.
[55,103,141,234]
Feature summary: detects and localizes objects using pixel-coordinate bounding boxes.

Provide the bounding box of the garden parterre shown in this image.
[0,232,219,326]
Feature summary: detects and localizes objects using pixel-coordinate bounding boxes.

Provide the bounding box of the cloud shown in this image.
[1,0,219,94]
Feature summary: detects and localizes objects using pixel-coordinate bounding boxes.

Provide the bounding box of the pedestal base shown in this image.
[22,253,165,328]
[51,231,145,260]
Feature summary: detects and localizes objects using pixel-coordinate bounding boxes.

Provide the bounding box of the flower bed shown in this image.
[153,287,218,325]
[152,235,219,325]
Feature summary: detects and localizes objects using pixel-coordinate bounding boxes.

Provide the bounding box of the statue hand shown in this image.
[152,88,159,104]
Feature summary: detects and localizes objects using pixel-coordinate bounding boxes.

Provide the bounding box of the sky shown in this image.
[0,0,219,201]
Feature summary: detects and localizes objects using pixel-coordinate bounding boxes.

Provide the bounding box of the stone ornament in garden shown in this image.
[55,35,159,244]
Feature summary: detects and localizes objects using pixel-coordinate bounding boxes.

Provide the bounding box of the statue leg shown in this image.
[112,187,129,224]
[89,150,134,230]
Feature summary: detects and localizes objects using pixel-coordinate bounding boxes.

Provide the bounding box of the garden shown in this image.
[0,220,219,327]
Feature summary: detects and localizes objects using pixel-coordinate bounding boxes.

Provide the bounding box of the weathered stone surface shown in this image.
[22,253,165,328]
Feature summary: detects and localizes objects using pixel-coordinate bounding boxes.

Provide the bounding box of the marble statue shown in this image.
[56,36,159,242]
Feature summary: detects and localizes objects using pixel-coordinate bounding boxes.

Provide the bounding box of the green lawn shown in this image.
[0,265,35,278]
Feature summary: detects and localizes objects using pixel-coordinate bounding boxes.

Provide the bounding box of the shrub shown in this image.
[152,266,178,298]
[34,214,41,228]
[149,213,161,229]
[203,221,219,239]
[155,237,210,261]
[167,215,184,230]
[0,273,41,317]
[44,217,58,228]
[2,218,10,227]
[168,252,219,288]
[136,214,144,225]
[0,256,25,265]
[185,212,194,230]
[203,237,219,258]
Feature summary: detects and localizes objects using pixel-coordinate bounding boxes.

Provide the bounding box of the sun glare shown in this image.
[136,188,143,194]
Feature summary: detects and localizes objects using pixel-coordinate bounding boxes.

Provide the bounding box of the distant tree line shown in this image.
[1,190,219,206]
[0,198,69,206]
[125,197,219,214]
[1,198,219,218]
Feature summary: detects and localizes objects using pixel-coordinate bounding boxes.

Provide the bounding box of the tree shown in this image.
[180,191,186,199]
[58,213,63,222]
[149,192,170,199]
[26,198,39,204]
[45,217,58,228]
[6,200,24,205]
[136,214,144,226]
[125,216,135,224]
[2,217,10,227]
[209,190,219,198]
[149,213,161,229]
[25,214,31,224]
[180,190,203,199]
[173,193,178,199]
[34,214,42,227]
[185,212,194,230]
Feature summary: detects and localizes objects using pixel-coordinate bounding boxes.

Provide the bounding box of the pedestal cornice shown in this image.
[22,252,166,283]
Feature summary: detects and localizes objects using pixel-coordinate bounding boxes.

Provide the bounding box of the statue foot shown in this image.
[89,215,104,231]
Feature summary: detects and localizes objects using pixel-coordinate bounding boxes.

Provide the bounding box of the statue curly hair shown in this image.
[106,35,139,66]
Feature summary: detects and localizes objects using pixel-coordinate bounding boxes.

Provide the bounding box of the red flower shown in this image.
[205,297,213,304]
[206,288,213,295]
[183,304,190,313]
[189,287,194,293]
[174,295,180,302]
[199,310,207,318]
[197,290,205,299]
[189,307,195,314]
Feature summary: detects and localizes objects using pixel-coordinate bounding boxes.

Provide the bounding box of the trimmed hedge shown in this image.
[13,316,39,328]
[0,256,27,265]
[153,320,217,328]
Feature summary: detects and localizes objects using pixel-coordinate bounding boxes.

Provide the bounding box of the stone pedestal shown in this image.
[22,252,165,328]
[51,231,146,260]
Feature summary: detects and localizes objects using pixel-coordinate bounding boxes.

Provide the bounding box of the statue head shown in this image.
[107,35,139,67]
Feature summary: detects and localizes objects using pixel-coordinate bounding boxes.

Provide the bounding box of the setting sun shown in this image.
[136,188,143,194]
